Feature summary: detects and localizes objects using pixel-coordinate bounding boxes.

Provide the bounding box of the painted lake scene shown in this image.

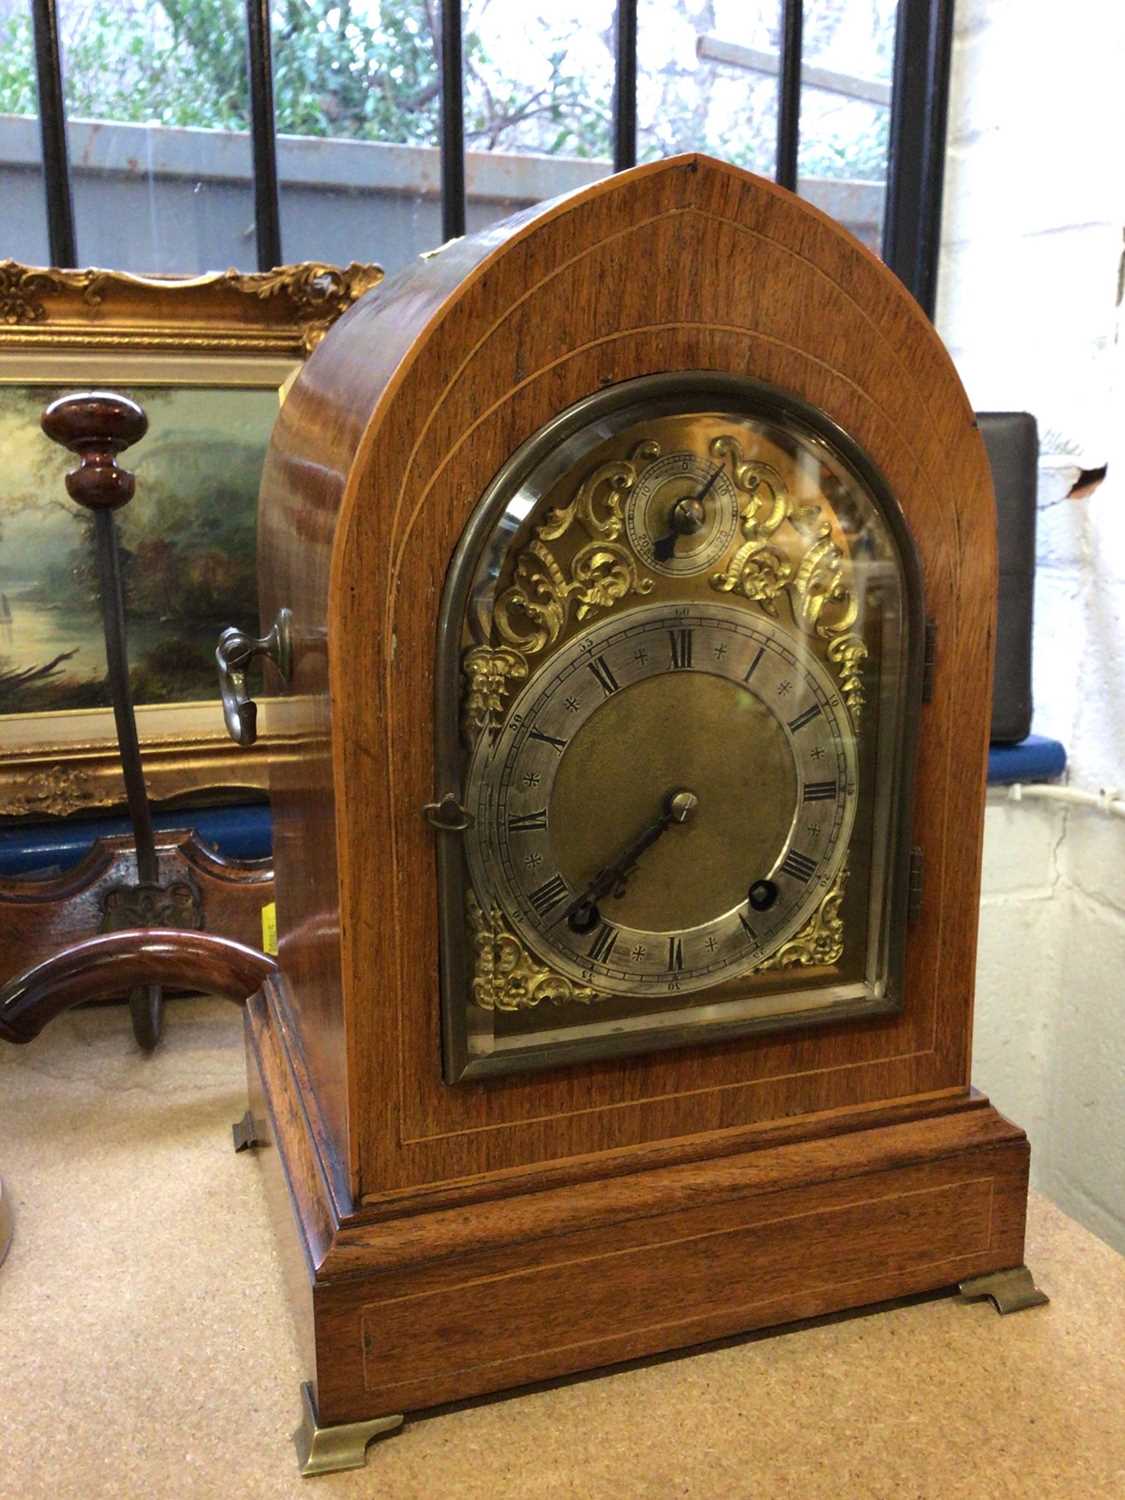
[0,384,278,715]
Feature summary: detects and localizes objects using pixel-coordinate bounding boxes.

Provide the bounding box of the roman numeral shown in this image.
[528,874,568,917]
[780,849,818,883]
[669,628,693,670]
[803,781,838,802]
[508,808,548,831]
[743,646,765,682]
[738,911,759,945]
[527,727,567,753]
[788,704,823,733]
[587,922,619,963]
[668,935,684,972]
[587,655,620,696]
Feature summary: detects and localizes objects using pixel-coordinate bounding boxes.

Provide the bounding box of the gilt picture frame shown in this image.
[0,258,381,818]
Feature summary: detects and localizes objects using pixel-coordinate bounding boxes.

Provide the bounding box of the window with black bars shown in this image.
[12,1,952,319]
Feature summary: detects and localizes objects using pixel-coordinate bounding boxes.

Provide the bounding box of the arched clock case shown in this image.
[243,156,1035,1467]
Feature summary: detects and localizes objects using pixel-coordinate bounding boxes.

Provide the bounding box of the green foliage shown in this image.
[800,111,890,182]
[0,15,37,116]
[272,0,445,146]
[0,1,593,152]
[0,2,885,177]
[0,1,446,142]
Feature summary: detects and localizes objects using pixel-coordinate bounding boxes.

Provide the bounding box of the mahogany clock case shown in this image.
[248,155,1031,1429]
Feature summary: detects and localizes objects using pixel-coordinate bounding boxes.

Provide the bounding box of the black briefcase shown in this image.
[977,412,1038,744]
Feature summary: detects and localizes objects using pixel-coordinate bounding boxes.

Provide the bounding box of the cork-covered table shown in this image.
[1,997,1122,1499]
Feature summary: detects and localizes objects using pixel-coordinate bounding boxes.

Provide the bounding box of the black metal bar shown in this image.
[245,0,282,270]
[775,0,803,191]
[92,511,159,887]
[882,0,956,319]
[30,0,77,265]
[440,0,466,241]
[613,0,638,172]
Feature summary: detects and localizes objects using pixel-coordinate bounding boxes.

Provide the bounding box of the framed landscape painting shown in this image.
[0,259,381,818]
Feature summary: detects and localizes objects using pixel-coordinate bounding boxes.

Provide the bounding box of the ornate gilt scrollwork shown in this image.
[711,449,801,613]
[0,257,381,351]
[708,436,867,717]
[0,764,100,818]
[492,458,655,656]
[493,536,652,654]
[245,261,384,349]
[538,458,633,541]
[467,891,599,1011]
[461,645,528,743]
[756,866,847,971]
[826,633,868,718]
[0,262,99,324]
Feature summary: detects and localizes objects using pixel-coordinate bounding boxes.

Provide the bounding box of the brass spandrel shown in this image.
[467,890,599,1012]
[757,865,848,971]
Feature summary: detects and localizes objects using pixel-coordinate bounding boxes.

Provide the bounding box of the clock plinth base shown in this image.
[959,1265,1049,1315]
[244,984,1033,1436]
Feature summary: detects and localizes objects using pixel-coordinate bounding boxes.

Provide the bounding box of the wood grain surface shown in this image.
[258,154,998,1209]
[0,828,273,986]
[0,927,275,1041]
[245,981,1029,1427]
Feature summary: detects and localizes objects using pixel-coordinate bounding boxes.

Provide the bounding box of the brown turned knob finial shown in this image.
[41,390,148,511]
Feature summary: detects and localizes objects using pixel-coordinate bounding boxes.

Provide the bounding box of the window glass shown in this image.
[461,0,614,237]
[53,0,257,273]
[7,3,916,291]
[0,4,51,264]
[270,1,439,275]
[637,1,781,175]
[799,0,899,252]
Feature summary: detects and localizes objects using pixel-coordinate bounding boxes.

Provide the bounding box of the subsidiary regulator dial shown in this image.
[624,450,741,576]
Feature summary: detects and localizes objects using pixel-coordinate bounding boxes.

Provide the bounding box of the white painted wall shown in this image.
[938,0,1125,1250]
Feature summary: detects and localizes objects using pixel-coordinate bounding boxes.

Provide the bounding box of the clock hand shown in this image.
[694,462,724,505]
[653,464,724,563]
[561,788,699,931]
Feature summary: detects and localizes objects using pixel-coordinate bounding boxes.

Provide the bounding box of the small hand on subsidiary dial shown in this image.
[652,464,724,563]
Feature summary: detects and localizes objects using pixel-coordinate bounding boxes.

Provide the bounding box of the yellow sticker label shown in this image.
[261,901,278,956]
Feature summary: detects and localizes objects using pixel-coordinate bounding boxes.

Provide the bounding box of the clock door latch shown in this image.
[908,847,925,923]
[423,794,474,832]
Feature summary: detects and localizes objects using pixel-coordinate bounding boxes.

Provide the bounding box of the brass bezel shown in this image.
[435,371,925,1082]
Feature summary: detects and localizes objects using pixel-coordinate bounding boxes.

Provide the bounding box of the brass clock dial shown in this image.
[464,603,857,997]
[624,452,741,576]
[437,372,915,1079]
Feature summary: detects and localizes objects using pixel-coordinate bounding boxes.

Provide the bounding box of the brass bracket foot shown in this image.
[959,1265,1049,1314]
[231,1109,262,1152]
[292,1381,404,1477]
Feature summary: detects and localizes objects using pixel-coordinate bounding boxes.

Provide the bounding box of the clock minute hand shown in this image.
[559,788,699,930]
[653,464,724,563]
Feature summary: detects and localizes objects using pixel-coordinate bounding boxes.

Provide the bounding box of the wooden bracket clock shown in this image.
[0,154,1047,1475]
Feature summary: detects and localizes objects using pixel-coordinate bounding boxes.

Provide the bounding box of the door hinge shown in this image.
[908,847,925,924]
[922,618,937,703]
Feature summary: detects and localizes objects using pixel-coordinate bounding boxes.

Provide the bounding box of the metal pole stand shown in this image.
[40,391,185,1050]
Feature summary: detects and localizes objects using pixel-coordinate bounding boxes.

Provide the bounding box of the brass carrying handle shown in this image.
[216,607,293,747]
[0,929,277,1044]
